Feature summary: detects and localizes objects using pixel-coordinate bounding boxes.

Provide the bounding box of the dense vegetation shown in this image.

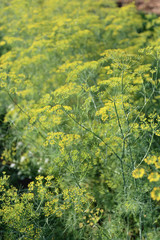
[0,0,160,239]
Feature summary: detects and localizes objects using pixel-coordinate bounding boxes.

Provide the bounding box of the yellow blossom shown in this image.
[132,168,145,179]
[79,223,83,228]
[151,187,160,201]
[155,161,160,169]
[144,156,157,165]
[148,172,160,182]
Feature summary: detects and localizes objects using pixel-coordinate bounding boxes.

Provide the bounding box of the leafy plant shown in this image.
[0,0,160,239]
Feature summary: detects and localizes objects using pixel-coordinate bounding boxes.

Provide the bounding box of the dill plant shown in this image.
[0,0,160,239]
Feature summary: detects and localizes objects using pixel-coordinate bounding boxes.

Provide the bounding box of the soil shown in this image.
[117,0,160,15]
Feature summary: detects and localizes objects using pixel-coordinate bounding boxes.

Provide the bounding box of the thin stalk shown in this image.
[84,75,97,111]
[113,101,127,195]
[68,152,81,189]
[120,70,135,170]
[114,101,124,139]
[134,130,154,169]
[139,208,142,240]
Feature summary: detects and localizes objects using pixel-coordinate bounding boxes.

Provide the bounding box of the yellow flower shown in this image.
[132,168,145,179]
[148,172,160,182]
[154,157,160,169]
[144,156,157,165]
[79,223,83,228]
[151,187,160,201]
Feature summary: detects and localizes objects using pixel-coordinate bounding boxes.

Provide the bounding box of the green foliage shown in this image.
[0,0,160,239]
[0,173,105,239]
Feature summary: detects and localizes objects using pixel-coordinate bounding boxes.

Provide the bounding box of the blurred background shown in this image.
[117,0,160,15]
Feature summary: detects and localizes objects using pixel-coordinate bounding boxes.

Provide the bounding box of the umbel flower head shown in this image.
[151,187,160,201]
[148,172,160,182]
[132,168,145,179]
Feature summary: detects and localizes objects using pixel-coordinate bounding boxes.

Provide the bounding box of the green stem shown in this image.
[113,101,127,195]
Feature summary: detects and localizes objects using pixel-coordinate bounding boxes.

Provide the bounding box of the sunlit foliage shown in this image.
[1,0,160,239]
